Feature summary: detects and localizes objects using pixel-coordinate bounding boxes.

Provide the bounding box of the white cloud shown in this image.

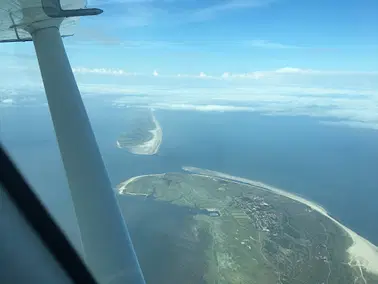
[0,98,14,104]
[235,72,266,79]
[222,72,230,78]
[2,60,378,130]
[107,78,378,130]
[214,68,378,86]
[247,40,299,49]
[110,93,378,130]
[72,67,133,76]
[146,103,254,112]
[174,72,218,80]
[222,67,311,78]
[275,67,311,74]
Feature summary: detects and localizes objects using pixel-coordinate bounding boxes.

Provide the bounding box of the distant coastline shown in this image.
[118,167,378,277]
[117,111,163,155]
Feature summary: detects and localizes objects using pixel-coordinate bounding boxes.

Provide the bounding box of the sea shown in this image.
[1,93,378,255]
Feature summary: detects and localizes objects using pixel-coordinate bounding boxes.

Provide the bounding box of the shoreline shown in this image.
[117,173,165,194]
[117,111,163,155]
[182,166,378,276]
[182,166,328,215]
[118,168,378,276]
[118,175,149,193]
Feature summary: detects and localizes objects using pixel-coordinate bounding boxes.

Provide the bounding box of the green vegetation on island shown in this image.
[118,172,378,284]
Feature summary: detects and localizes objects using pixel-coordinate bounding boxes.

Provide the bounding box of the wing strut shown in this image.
[17,2,146,283]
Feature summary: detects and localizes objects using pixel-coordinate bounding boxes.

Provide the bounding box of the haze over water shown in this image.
[1,96,378,248]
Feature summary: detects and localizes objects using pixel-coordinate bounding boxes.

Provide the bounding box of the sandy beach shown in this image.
[117,173,164,194]
[117,112,163,155]
[182,166,378,276]
[117,176,143,193]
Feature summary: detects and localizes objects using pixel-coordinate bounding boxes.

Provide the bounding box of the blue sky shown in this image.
[70,0,378,73]
[1,0,378,130]
[2,0,378,77]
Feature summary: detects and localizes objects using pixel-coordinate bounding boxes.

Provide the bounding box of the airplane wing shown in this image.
[0,0,92,42]
[0,1,145,283]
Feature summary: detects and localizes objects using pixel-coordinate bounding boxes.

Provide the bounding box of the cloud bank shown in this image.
[1,60,378,131]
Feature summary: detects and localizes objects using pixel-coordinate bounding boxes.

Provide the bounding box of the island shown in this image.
[117,167,378,284]
[117,109,162,155]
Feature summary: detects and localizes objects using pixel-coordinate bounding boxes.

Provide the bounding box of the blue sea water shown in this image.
[1,95,378,249]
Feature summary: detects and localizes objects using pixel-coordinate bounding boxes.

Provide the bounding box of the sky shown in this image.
[1,0,378,129]
[76,0,378,72]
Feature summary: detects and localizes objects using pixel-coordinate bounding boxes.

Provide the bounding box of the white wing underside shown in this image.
[0,0,85,42]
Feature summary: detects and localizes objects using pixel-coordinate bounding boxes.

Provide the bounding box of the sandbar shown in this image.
[117,112,163,155]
